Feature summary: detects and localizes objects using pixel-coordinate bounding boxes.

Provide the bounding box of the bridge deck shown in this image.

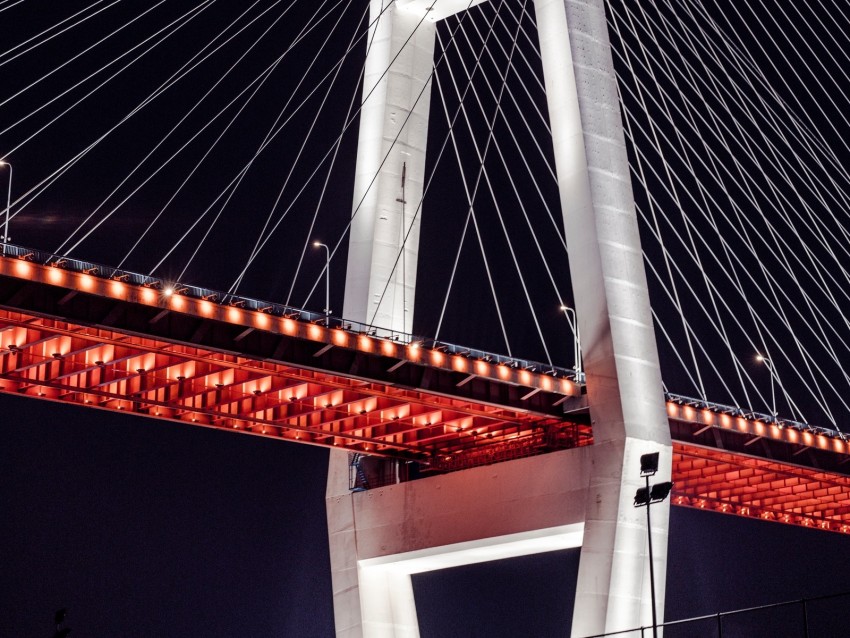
[0,248,847,534]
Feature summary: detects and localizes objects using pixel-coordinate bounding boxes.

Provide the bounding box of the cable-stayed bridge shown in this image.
[1,1,850,636]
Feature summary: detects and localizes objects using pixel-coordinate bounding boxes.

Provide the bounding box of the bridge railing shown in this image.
[666,391,846,440]
[1,242,582,380]
[579,591,850,638]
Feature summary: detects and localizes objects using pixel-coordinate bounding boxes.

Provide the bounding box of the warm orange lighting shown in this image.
[702,409,713,425]
[14,260,31,277]
[380,340,395,357]
[430,350,444,366]
[199,299,214,317]
[452,356,467,373]
[169,294,185,311]
[227,307,242,324]
[666,402,678,417]
[497,365,510,380]
[141,287,157,304]
[474,360,489,376]
[539,375,553,392]
[519,369,532,386]
[308,324,323,341]
[282,318,297,335]
[47,267,64,284]
[358,335,372,352]
[110,280,125,297]
[332,330,348,347]
[720,413,731,428]
[79,274,94,290]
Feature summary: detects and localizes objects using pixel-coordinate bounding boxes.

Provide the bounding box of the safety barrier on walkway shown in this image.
[581,591,850,638]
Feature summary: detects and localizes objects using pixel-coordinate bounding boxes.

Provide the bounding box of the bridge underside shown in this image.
[0,251,847,535]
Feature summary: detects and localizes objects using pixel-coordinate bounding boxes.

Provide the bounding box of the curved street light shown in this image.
[313,241,331,318]
[0,160,11,246]
[756,353,778,419]
[559,304,582,381]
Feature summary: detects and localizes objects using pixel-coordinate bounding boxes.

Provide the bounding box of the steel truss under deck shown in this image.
[0,247,848,533]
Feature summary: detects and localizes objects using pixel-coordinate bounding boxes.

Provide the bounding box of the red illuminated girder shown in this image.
[2,251,850,533]
[672,443,850,534]
[0,252,588,462]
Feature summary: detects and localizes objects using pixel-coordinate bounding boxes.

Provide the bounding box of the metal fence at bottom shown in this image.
[581,591,850,638]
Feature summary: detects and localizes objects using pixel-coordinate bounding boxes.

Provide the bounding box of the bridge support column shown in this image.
[535,0,671,634]
[344,1,432,335]
[330,0,670,636]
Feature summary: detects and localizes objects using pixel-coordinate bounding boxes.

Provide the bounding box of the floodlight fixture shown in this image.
[640,451,659,476]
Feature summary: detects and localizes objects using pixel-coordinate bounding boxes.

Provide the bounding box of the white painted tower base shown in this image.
[329,0,671,636]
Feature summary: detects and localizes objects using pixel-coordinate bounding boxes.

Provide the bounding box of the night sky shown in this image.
[2,1,850,636]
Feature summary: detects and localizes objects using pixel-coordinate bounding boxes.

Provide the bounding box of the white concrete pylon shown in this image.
[344,0,485,336]
[331,0,671,636]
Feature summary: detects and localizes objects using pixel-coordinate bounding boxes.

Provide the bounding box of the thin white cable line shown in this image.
[640,2,847,421]
[0,0,111,64]
[264,0,490,318]
[448,15,568,286]
[422,2,516,354]
[272,6,376,304]
[609,28,850,322]
[434,1,553,362]
[227,0,364,298]
[58,0,349,257]
[115,0,288,270]
[685,0,850,179]
[0,0,159,109]
[109,1,349,272]
[629,2,850,249]
[0,1,209,140]
[440,10,568,360]
[456,9,564,247]
[622,0,846,418]
[621,113,848,422]
[173,0,352,282]
[610,4,706,400]
[654,0,850,232]
[1,0,215,181]
[0,0,26,15]
[226,0,436,306]
[295,2,493,327]
[133,0,401,288]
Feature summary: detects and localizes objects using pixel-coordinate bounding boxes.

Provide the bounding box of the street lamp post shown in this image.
[756,354,777,419]
[313,241,330,319]
[0,160,11,246]
[559,304,582,381]
[634,452,674,638]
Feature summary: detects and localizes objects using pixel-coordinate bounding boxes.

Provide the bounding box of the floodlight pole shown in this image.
[645,472,659,638]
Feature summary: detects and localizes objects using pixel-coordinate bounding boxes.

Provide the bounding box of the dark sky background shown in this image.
[2,1,850,636]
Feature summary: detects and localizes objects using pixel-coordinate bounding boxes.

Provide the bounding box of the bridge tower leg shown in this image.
[327,1,671,636]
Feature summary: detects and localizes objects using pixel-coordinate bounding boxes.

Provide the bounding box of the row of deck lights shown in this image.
[667,395,848,450]
[5,252,581,397]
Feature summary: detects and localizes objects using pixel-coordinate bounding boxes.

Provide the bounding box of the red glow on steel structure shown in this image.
[0,249,848,531]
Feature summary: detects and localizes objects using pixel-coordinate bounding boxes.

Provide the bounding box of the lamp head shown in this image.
[640,452,659,476]
[634,481,674,507]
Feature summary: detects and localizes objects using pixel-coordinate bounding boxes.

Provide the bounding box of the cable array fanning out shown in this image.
[0,0,849,434]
